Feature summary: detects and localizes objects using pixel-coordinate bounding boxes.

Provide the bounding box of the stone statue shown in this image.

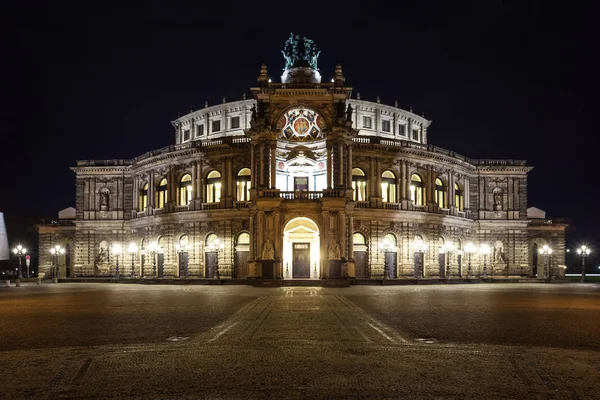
[345,104,353,122]
[250,104,257,124]
[493,190,502,211]
[262,241,275,260]
[100,192,109,211]
[281,32,321,71]
[328,243,341,260]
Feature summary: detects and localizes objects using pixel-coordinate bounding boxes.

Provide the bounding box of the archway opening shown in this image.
[283,217,320,279]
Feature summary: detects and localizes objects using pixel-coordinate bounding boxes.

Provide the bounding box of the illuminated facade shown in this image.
[38,36,567,281]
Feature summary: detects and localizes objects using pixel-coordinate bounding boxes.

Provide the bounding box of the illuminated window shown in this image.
[353,232,366,245]
[435,178,447,208]
[206,171,221,203]
[455,183,464,211]
[236,168,251,201]
[382,120,390,132]
[381,170,397,203]
[179,174,192,205]
[352,168,367,201]
[410,174,424,206]
[231,116,240,129]
[139,183,148,211]
[157,178,168,208]
[183,129,190,141]
[237,232,250,245]
[212,120,221,133]
[363,116,372,129]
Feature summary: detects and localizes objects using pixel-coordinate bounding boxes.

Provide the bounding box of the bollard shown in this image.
[37,278,41,285]
[4,280,9,287]
[15,279,20,287]
[53,277,58,284]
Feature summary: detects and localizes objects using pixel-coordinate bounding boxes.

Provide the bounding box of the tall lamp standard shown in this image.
[539,245,553,279]
[12,245,27,287]
[464,242,475,279]
[209,238,224,279]
[576,245,591,283]
[442,242,455,279]
[111,243,122,280]
[414,238,427,279]
[479,243,490,279]
[176,243,191,279]
[147,242,159,279]
[378,237,393,279]
[127,243,138,278]
[49,245,65,284]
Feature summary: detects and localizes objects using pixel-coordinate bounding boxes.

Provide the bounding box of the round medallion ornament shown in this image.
[280,108,324,141]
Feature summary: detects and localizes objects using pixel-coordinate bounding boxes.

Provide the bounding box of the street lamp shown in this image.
[479,243,490,279]
[378,237,393,279]
[208,238,224,279]
[12,244,27,286]
[49,245,65,284]
[414,238,427,279]
[176,242,191,279]
[441,242,455,279]
[464,242,475,279]
[127,243,138,278]
[576,245,591,283]
[111,243,122,280]
[147,242,159,279]
[539,244,553,279]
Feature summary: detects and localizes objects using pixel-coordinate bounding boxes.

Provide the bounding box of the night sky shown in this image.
[1,1,597,265]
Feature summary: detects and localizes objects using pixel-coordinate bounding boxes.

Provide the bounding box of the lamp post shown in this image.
[128,243,138,278]
[539,244,553,279]
[414,238,427,279]
[576,245,591,283]
[464,242,475,279]
[176,243,190,279]
[378,237,393,279]
[208,238,225,279]
[480,243,490,279]
[111,243,122,280]
[442,242,455,279]
[12,245,27,286]
[147,242,159,279]
[49,245,65,284]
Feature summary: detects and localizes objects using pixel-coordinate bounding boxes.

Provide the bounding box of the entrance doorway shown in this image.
[293,243,311,278]
[384,252,397,279]
[205,252,217,278]
[283,217,320,279]
[235,232,250,279]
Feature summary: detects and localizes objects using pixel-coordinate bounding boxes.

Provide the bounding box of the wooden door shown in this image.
[438,253,446,278]
[179,252,188,278]
[354,251,368,278]
[414,252,424,278]
[292,243,310,278]
[205,252,217,278]
[385,252,397,279]
[236,250,249,279]
[157,253,165,277]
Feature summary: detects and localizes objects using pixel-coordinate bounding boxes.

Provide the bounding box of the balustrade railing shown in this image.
[174,204,189,212]
[279,191,323,200]
[383,202,401,210]
[355,201,369,208]
[234,201,251,208]
[201,203,220,210]
[438,207,450,215]
[154,208,165,215]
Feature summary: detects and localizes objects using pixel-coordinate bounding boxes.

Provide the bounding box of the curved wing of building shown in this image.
[38,36,567,281]
[0,213,8,261]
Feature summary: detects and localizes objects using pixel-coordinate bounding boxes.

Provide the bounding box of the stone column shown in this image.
[191,162,197,200]
[250,143,255,189]
[338,142,344,187]
[149,171,155,208]
[449,173,455,211]
[259,143,265,187]
[339,211,346,259]
[270,143,276,189]
[375,158,382,197]
[198,160,204,203]
[346,143,353,188]
[133,175,139,212]
[326,144,332,189]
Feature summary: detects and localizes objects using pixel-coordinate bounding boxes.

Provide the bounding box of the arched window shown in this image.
[157,178,168,208]
[205,233,218,247]
[410,174,424,206]
[139,183,148,211]
[353,232,366,245]
[435,178,447,208]
[455,183,464,211]
[206,171,221,203]
[236,168,251,201]
[352,168,367,201]
[179,174,192,206]
[381,170,397,203]
[236,232,250,245]
[383,233,397,247]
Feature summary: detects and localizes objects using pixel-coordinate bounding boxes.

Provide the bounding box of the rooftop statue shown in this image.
[281,32,321,71]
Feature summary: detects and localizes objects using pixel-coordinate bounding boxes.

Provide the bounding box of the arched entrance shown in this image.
[283,217,320,279]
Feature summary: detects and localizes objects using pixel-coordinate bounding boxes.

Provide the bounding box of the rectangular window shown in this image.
[363,116,372,129]
[230,116,240,129]
[183,129,190,141]
[197,124,204,136]
[412,128,419,141]
[382,120,390,132]
[398,124,406,136]
[212,120,221,133]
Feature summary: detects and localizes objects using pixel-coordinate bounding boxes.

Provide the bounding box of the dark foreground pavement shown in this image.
[1,283,599,399]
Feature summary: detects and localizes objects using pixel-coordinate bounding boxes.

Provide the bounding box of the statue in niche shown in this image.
[100,191,109,211]
[328,243,341,260]
[262,241,275,260]
[493,188,502,211]
[250,104,257,124]
[345,104,353,122]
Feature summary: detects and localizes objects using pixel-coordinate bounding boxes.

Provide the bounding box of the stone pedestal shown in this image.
[261,260,274,279]
[329,260,343,279]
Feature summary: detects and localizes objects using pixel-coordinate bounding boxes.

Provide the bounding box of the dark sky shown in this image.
[1,1,597,256]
